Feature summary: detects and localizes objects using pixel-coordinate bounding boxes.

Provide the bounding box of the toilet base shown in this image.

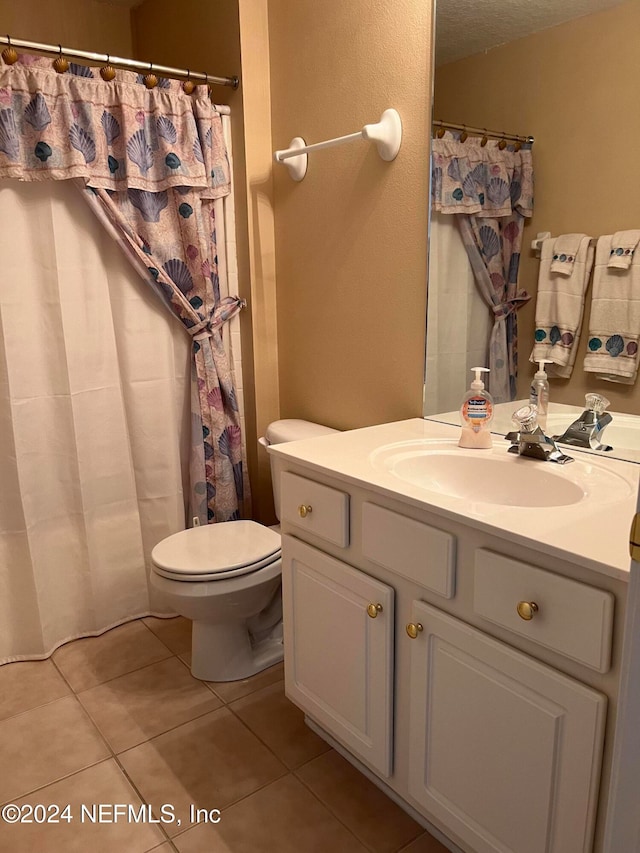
[190,619,283,682]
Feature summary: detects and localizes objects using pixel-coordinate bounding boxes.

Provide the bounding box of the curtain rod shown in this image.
[433,119,534,144]
[0,34,239,90]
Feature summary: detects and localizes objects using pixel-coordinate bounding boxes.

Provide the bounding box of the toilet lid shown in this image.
[151,520,281,580]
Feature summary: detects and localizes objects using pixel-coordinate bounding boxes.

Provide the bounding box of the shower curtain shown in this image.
[424,212,492,414]
[0,180,190,662]
[0,56,248,662]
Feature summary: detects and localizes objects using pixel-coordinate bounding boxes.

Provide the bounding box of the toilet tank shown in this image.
[259,419,339,520]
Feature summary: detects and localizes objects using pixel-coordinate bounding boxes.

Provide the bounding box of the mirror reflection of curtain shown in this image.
[429,132,534,404]
[424,212,492,414]
[0,181,190,663]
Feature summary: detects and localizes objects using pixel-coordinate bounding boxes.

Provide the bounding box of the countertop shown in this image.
[268,418,639,582]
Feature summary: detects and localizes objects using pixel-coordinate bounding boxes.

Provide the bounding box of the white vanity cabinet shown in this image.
[407,601,606,853]
[276,456,619,853]
[282,535,394,777]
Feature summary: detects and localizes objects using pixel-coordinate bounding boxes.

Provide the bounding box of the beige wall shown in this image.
[268,0,433,430]
[434,0,640,414]
[0,0,133,54]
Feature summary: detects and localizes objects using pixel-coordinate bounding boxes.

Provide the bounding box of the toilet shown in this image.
[150,419,338,682]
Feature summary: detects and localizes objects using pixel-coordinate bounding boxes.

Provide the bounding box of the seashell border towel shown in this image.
[584,235,640,383]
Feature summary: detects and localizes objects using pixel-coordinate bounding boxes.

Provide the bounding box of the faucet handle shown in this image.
[585,393,610,415]
[511,404,539,433]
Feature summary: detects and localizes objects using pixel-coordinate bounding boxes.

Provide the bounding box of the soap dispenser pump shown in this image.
[459,367,494,449]
[529,359,552,429]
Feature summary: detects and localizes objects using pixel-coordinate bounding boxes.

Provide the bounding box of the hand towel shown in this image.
[608,230,640,270]
[584,235,640,383]
[531,234,595,378]
[550,233,586,275]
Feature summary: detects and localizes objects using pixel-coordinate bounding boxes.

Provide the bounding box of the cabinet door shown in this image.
[282,534,394,777]
[408,601,606,853]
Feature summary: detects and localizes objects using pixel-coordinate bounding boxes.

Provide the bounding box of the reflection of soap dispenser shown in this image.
[529,360,552,430]
[459,367,494,449]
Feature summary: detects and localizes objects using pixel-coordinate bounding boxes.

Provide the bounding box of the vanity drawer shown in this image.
[280,471,349,548]
[362,503,455,598]
[474,549,614,672]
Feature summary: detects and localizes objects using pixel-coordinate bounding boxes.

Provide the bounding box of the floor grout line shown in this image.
[52,651,176,695]
[167,772,293,843]
[292,764,381,853]
[111,701,230,759]
[139,615,192,658]
[0,755,113,808]
[0,690,74,726]
[73,653,202,699]
[49,654,77,693]
[112,752,176,848]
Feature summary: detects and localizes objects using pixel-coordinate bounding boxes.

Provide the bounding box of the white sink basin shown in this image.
[370,440,632,508]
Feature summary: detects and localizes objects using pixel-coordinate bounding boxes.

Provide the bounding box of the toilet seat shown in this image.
[151,520,281,582]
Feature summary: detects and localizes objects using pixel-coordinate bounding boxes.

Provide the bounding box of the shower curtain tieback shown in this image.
[0,53,244,524]
[431,131,534,403]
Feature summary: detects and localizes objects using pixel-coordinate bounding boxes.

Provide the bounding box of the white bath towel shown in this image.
[531,234,595,378]
[584,235,640,383]
[549,233,585,275]
[608,229,640,270]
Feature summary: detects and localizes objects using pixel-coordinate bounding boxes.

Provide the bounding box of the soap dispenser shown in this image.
[529,360,552,429]
[459,367,494,449]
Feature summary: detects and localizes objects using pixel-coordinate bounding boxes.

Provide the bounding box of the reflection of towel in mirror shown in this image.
[584,235,640,383]
[531,235,594,378]
[608,230,640,270]
[549,233,586,275]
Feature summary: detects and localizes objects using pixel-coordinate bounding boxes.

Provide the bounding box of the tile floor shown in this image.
[0,617,450,853]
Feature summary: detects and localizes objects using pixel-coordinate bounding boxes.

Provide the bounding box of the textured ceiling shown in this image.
[436,0,628,65]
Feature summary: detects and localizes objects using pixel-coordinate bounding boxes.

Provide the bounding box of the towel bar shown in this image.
[532,232,597,256]
[273,108,402,181]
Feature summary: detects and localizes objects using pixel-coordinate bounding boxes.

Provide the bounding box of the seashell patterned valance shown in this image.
[0,55,230,198]
[431,131,533,218]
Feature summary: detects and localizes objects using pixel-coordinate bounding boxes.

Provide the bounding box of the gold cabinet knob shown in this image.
[298,504,312,518]
[406,622,424,639]
[517,601,539,621]
[367,603,383,618]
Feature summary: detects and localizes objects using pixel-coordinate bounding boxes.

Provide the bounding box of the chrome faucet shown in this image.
[552,393,613,452]
[505,404,574,464]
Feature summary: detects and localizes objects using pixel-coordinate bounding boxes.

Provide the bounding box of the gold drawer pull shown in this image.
[367,603,383,618]
[406,622,423,639]
[517,600,539,621]
[298,504,312,518]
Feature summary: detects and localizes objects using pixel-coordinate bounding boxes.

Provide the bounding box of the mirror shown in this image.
[423,0,640,465]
